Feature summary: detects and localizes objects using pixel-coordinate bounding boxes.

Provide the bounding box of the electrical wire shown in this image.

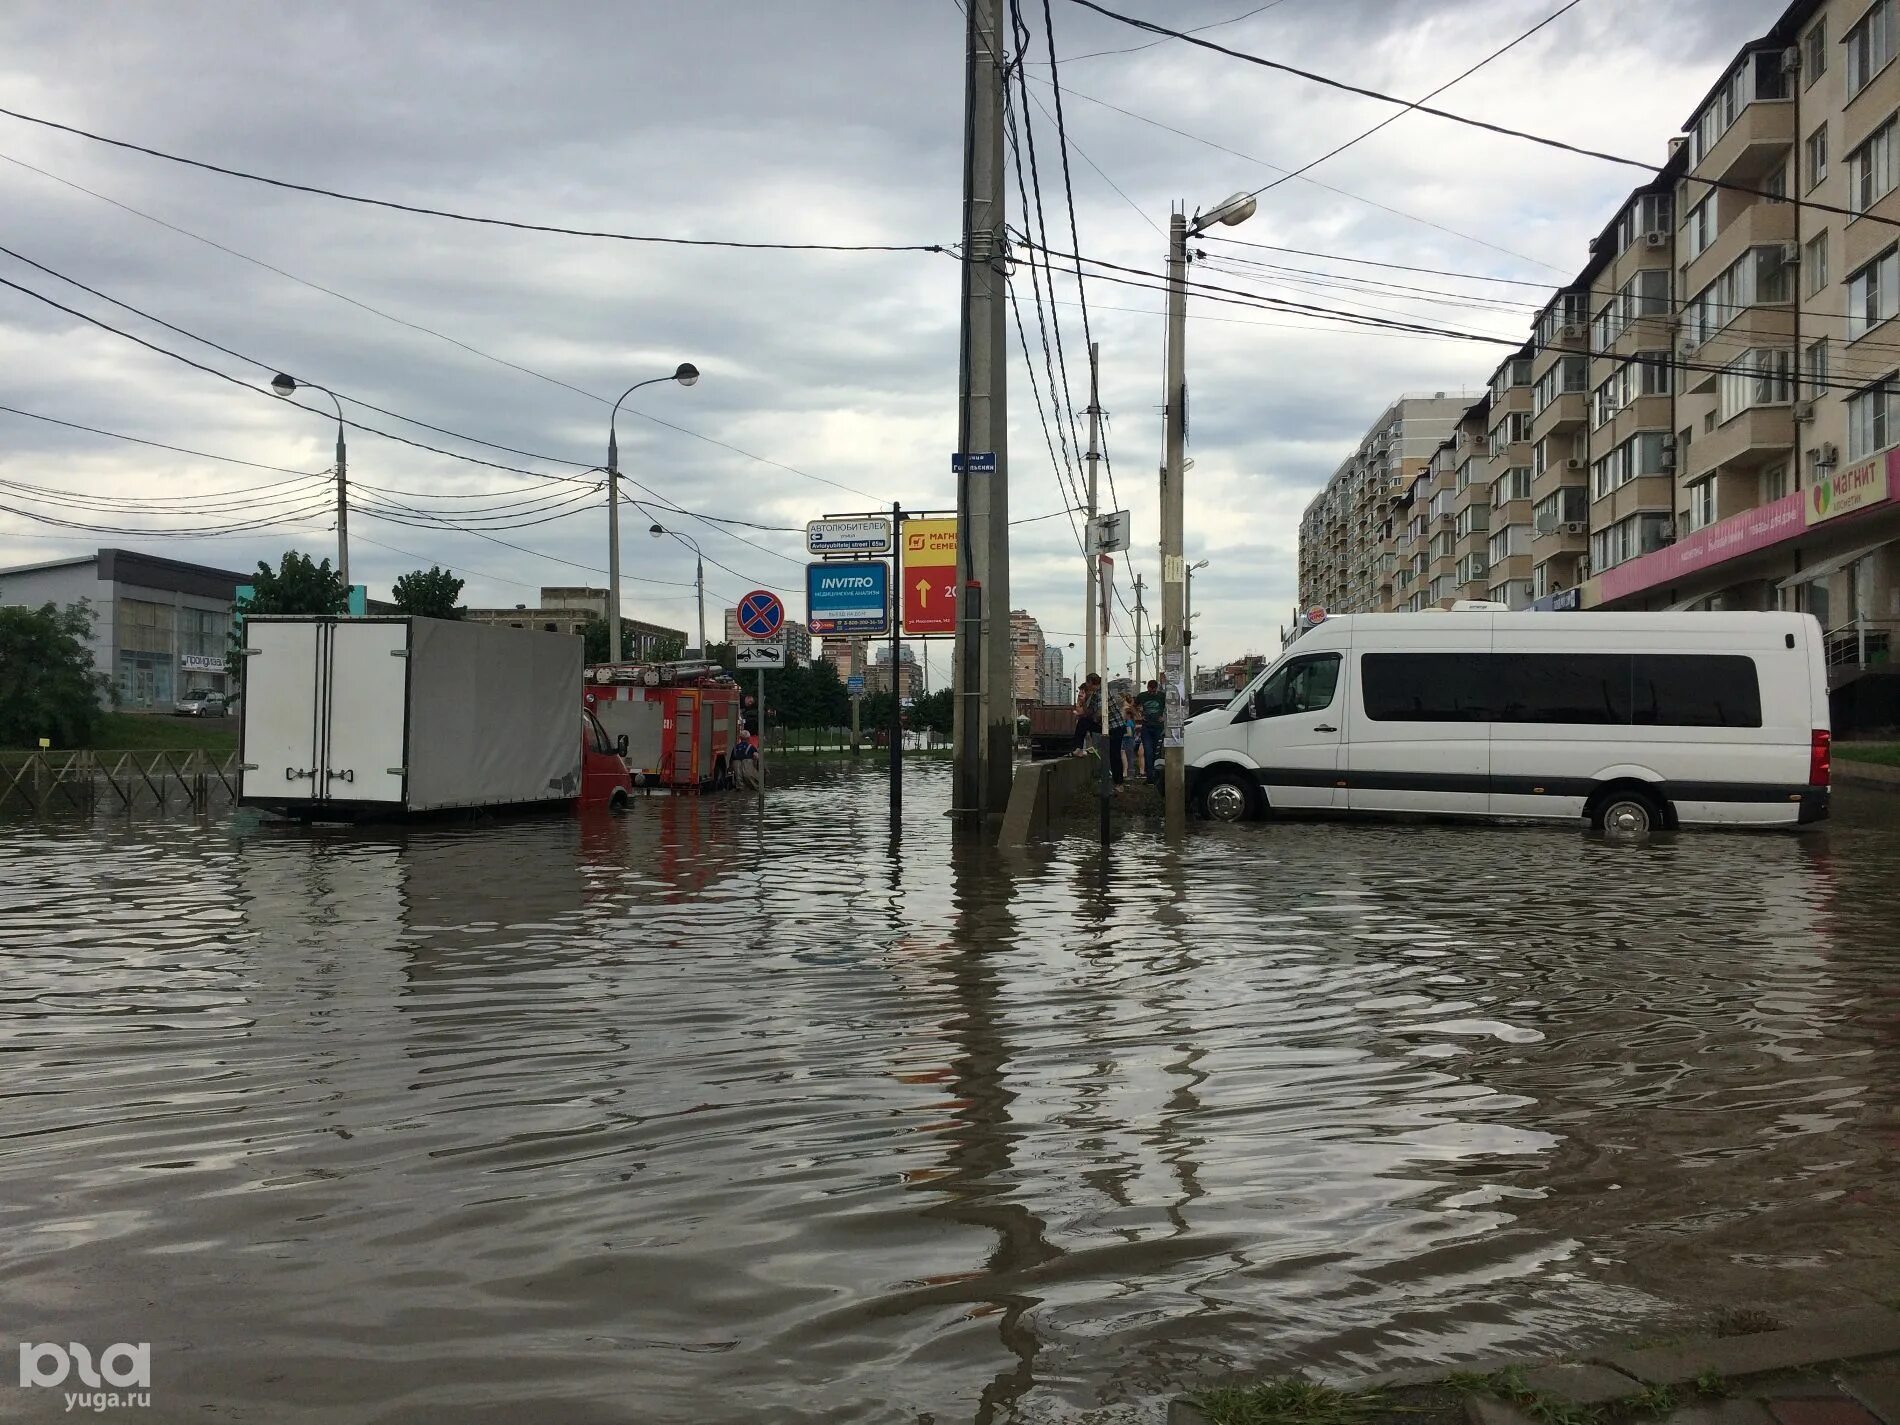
[0,106,946,254]
[1061,0,1900,236]
[1027,0,1284,64]
[0,403,331,475]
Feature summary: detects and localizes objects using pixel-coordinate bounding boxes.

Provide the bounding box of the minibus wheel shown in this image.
[1591,785,1662,836]
[1200,766,1259,823]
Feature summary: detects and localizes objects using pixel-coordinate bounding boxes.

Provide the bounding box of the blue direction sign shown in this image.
[807,561,889,636]
[847,674,865,695]
[737,589,784,639]
[952,451,998,474]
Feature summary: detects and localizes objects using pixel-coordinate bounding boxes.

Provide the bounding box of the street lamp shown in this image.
[1185,557,1209,657]
[648,522,704,658]
[1162,192,1254,837]
[271,373,349,587]
[607,362,700,661]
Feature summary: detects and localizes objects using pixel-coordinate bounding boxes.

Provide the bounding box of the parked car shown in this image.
[174,689,227,718]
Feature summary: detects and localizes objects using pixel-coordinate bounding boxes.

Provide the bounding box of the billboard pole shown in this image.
[890,499,903,829]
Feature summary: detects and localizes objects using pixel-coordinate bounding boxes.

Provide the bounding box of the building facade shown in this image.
[1298,393,1470,613]
[464,586,685,660]
[865,644,921,700]
[1039,642,1069,705]
[1298,0,1900,707]
[1008,609,1046,709]
[721,607,812,664]
[0,547,246,709]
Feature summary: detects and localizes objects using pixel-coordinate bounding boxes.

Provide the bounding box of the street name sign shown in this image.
[807,561,889,636]
[951,451,997,474]
[901,517,958,636]
[806,517,893,555]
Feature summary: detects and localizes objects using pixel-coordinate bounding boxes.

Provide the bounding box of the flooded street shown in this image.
[2,761,1897,1424]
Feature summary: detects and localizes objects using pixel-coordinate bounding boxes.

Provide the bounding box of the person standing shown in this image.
[1108,692,1129,785]
[1136,678,1165,784]
[1072,674,1102,756]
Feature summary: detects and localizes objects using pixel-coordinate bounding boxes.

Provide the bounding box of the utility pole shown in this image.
[1084,343,1100,696]
[333,422,349,589]
[1162,192,1255,836]
[953,0,1011,821]
[1132,573,1145,685]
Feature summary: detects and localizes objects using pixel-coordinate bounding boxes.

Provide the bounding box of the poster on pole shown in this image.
[900,518,958,636]
[1162,649,1187,748]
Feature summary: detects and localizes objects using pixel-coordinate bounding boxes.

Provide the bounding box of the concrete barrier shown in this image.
[998,753,1102,846]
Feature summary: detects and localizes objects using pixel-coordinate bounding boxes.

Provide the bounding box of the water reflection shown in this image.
[0,770,1895,1423]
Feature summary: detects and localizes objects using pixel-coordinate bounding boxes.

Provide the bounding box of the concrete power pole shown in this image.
[1132,573,1145,685]
[953,0,1012,820]
[1161,208,1191,838]
[1083,341,1100,704]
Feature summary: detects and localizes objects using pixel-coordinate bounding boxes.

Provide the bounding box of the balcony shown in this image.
[1455,527,1489,559]
[1531,391,1586,441]
[1682,199,1795,299]
[1590,474,1675,529]
[1686,403,1795,480]
[1531,461,1589,506]
[1532,519,1589,559]
[1687,98,1792,188]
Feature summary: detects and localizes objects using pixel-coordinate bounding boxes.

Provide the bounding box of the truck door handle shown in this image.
[1313,723,1338,733]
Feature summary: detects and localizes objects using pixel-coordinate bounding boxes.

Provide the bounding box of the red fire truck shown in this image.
[583,662,742,793]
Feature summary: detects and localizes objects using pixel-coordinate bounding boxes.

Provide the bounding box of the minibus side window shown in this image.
[1253,654,1341,718]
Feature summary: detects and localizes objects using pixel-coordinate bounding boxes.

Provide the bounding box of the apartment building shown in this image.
[1298,0,1900,706]
[1008,608,1046,709]
[1297,393,1468,613]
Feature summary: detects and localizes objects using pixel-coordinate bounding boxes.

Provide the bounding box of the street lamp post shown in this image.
[607,363,699,662]
[1162,193,1255,837]
[270,374,348,587]
[648,523,705,658]
[1185,557,1208,688]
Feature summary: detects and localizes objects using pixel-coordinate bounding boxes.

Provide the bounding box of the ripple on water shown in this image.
[1,767,1897,1424]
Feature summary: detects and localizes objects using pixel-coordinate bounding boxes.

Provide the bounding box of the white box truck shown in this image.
[238,616,586,817]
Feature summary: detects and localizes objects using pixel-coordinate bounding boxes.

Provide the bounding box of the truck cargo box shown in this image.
[238,616,583,815]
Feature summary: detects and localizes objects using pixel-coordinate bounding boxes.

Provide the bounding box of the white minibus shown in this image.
[1184,612,1831,832]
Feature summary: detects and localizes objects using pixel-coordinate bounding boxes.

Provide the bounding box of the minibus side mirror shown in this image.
[616,734,629,757]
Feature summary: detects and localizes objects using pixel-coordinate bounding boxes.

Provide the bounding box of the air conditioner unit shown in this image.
[1778,241,1800,265]
[1658,521,1677,541]
[1795,400,1816,422]
[1645,231,1670,249]
[1562,521,1589,535]
[1560,322,1585,341]
[1678,337,1698,358]
[1819,441,1841,465]
[1661,451,1676,473]
[1565,457,1585,471]
[1781,44,1800,73]
[1660,434,1677,451]
[1578,560,1593,579]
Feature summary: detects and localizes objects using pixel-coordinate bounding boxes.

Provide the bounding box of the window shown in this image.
[1848,377,1899,458]
[1532,292,1587,347]
[1848,118,1896,213]
[1682,246,1795,349]
[1532,355,1588,415]
[1591,431,1672,498]
[1762,463,1791,501]
[1717,348,1794,423]
[1591,512,1673,569]
[1492,467,1533,506]
[1848,0,1895,98]
[1358,653,1761,727]
[1806,17,1827,86]
[1808,124,1829,190]
[1431,530,1456,559]
[1250,654,1340,719]
[1848,247,1900,338]
[1806,336,1830,396]
[1764,164,1789,201]
[1455,504,1490,538]
[1684,199,1714,260]
[1491,410,1530,446]
[1688,478,1718,532]
[1640,352,1673,396]
[1806,231,1829,295]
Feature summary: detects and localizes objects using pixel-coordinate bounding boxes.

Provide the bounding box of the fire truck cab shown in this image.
[583,662,741,793]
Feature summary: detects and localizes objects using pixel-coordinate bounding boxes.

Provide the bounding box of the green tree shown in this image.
[0,601,109,748]
[389,566,465,619]
[651,633,687,662]
[579,619,690,665]
[910,687,953,736]
[243,551,350,617]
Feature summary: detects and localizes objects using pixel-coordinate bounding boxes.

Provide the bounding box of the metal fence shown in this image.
[0,750,242,812]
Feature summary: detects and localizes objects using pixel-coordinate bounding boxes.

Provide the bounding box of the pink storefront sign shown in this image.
[1596,449,1899,603]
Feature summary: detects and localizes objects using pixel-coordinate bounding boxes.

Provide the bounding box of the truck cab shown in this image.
[581,709,636,811]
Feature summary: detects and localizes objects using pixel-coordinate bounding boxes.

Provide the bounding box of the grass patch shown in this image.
[1835,742,1900,767]
[1,712,237,755]
[1193,1378,1388,1425]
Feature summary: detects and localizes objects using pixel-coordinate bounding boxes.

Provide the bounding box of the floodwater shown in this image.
[2,762,1897,1424]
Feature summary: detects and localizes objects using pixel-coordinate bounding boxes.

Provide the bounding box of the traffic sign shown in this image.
[735,641,785,669]
[807,561,889,635]
[847,674,865,695]
[736,590,784,639]
[807,517,892,555]
[901,517,957,636]
[952,451,997,474]
[1087,510,1131,554]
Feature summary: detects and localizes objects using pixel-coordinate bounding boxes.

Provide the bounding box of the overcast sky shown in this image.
[0,0,1784,677]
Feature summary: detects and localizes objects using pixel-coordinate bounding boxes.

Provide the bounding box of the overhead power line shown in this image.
[0,106,945,254]
[1026,0,1285,64]
[0,404,330,474]
[0,149,887,503]
[1060,0,1900,235]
